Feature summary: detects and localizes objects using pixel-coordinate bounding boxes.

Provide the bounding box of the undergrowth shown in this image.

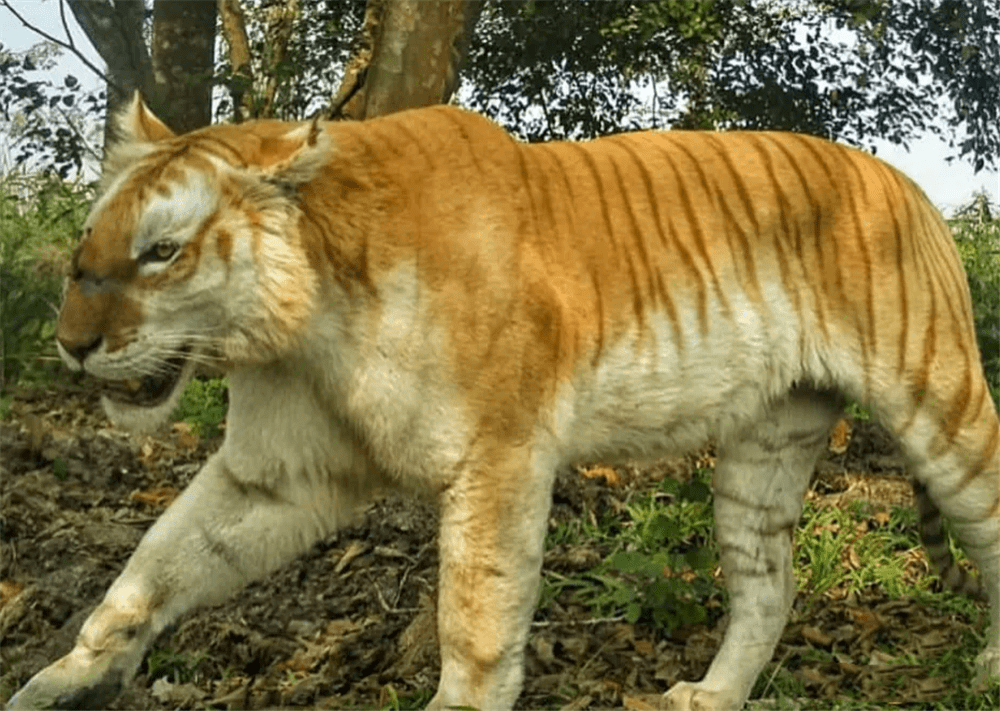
[170,377,228,438]
[0,172,89,392]
[545,470,723,634]
[543,465,996,709]
[952,214,1000,408]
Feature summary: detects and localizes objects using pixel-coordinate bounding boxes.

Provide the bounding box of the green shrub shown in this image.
[171,377,228,438]
[952,208,1000,409]
[0,172,89,391]
[566,470,723,634]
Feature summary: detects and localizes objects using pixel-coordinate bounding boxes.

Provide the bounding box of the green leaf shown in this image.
[648,513,681,543]
[610,550,646,573]
[612,585,636,606]
[52,458,68,481]
[684,546,715,571]
[679,480,712,503]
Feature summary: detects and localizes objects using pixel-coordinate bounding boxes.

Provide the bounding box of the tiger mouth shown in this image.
[102,350,190,408]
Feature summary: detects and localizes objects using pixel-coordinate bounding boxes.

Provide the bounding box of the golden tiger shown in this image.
[7,94,998,710]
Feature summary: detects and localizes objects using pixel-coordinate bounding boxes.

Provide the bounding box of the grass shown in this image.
[795,500,929,609]
[565,470,721,631]
[377,686,434,710]
[144,649,211,685]
[170,377,228,438]
[0,172,89,392]
[541,464,997,709]
[951,213,1000,408]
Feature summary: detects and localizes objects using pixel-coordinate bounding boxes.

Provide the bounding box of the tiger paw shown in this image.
[5,646,131,710]
[663,681,745,711]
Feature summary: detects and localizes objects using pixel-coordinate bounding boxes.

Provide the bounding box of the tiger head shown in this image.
[56,94,330,428]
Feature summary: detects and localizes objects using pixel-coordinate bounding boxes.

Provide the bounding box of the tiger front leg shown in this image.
[2,597,155,711]
[6,451,362,711]
[426,455,555,711]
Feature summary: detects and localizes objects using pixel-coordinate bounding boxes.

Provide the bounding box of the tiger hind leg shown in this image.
[892,398,1000,687]
[663,388,843,711]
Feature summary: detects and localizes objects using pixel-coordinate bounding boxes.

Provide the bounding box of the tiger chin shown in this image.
[7,93,999,711]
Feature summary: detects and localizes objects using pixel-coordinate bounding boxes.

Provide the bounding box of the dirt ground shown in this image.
[0,385,989,710]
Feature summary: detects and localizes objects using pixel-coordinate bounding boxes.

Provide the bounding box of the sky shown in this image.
[3,1,999,217]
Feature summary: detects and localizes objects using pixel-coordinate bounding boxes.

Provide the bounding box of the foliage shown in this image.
[0,172,88,392]
[144,648,210,684]
[215,0,366,120]
[0,41,103,178]
[845,402,872,422]
[716,0,1000,166]
[210,0,1000,169]
[547,470,723,634]
[463,0,739,140]
[5,1,1000,174]
[544,466,995,708]
[951,196,1000,408]
[378,685,434,711]
[461,0,1000,170]
[794,501,928,613]
[171,377,228,439]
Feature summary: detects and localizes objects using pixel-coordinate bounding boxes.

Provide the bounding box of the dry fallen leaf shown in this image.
[172,422,200,451]
[332,540,368,574]
[580,466,620,486]
[828,418,851,454]
[0,580,24,609]
[129,485,179,508]
[559,694,594,711]
[800,666,830,684]
[532,635,556,664]
[150,678,207,706]
[633,638,655,657]
[848,607,883,632]
[622,693,661,710]
[801,624,834,647]
[844,545,862,570]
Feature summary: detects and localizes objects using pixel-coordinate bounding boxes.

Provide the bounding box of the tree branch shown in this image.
[217,0,254,121]
[260,0,300,118]
[328,0,384,119]
[0,0,118,92]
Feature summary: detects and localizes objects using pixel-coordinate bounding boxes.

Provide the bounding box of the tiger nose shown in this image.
[58,334,103,366]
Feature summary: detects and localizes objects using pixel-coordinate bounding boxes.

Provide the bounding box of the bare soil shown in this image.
[0,386,988,709]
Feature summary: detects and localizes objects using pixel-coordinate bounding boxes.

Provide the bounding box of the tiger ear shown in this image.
[262,118,330,188]
[116,92,176,144]
[100,93,176,191]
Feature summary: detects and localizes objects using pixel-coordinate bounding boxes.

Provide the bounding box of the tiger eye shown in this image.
[151,241,178,261]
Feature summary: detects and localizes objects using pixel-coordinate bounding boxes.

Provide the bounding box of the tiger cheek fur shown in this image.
[8,95,998,711]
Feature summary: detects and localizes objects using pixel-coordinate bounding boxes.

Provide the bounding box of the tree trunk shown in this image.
[331,0,482,120]
[68,0,152,148]
[70,0,216,146]
[151,0,217,132]
[218,0,254,122]
[258,0,301,119]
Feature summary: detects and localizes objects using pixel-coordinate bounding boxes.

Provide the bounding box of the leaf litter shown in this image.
[0,395,991,709]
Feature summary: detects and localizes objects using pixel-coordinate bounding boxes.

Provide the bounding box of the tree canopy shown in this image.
[1,0,998,177]
[462,0,999,171]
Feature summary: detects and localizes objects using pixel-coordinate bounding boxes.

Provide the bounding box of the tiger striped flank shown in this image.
[7,97,997,711]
